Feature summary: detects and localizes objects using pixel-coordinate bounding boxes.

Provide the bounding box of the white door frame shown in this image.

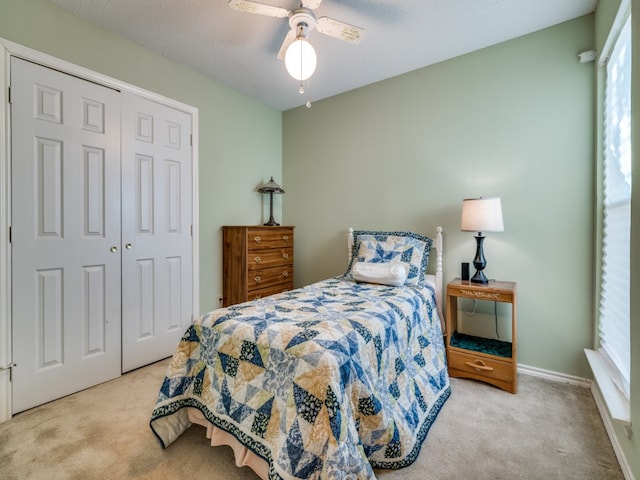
[0,37,200,423]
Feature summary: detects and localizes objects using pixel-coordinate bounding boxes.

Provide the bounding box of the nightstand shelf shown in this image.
[449,331,512,358]
[445,278,517,394]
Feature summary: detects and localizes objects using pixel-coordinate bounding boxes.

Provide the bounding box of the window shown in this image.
[599,14,631,399]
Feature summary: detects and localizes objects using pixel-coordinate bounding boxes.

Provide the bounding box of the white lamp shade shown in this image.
[460,197,504,233]
[285,38,317,81]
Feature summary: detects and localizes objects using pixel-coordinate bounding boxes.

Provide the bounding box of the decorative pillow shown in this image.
[351,261,409,287]
[346,230,433,286]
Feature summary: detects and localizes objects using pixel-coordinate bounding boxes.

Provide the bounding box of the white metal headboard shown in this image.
[347,227,444,320]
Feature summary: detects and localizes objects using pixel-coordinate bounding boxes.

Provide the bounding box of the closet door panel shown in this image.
[10,58,122,413]
[121,93,193,372]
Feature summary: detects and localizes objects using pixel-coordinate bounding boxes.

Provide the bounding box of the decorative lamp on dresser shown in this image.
[445,278,518,393]
[222,226,294,307]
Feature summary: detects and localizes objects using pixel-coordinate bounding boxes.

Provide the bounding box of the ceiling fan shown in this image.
[228,0,365,60]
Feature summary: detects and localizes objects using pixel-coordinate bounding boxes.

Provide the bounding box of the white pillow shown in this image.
[351,262,409,287]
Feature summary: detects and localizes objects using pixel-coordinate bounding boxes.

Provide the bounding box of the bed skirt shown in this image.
[187,408,269,479]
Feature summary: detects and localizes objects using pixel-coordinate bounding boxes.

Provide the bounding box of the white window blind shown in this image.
[600,15,631,399]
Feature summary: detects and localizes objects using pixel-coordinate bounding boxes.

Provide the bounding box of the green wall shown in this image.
[283,16,595,378]
[0,0,283,314]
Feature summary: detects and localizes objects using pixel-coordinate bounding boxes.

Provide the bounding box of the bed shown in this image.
[150,228,450,479]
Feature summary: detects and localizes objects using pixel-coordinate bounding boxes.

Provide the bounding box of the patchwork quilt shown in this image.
[150,277,450,480]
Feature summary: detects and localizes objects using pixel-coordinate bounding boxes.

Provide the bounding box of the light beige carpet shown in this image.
[0,359,624,480]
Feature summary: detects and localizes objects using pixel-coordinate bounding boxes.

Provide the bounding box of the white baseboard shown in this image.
[518,363,635,480]
[518,362,591,388]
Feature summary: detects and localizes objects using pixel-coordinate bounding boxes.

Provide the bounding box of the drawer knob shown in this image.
[282,271,289,278]
[254,275,261,284]
[254,236,261,243]
[465,360,494,372]
[282,235,288,241]
[254,256,261,263]
[282,253,288,259]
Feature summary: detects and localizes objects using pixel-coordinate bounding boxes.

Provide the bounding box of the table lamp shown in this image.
[460,197,504,284]
[257,177,285,226]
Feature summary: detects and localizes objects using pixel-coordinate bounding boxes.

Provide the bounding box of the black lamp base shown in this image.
[263,192,280,227]
[470,270,489,284]
[470,233,489,284]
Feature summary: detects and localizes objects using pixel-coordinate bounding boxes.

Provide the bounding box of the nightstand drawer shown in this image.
[447,285,514,303]
[247,247,293,270]
[447,349,513,383]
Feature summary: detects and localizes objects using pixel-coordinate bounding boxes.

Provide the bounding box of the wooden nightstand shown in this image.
[445,278,518,394]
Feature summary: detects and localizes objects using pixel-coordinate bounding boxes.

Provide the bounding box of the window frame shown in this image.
[585,2,632,429]
[599,12,631,401]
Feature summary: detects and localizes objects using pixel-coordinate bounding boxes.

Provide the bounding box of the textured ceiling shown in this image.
[47,0,597,111]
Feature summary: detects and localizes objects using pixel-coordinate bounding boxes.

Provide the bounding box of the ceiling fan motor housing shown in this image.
[289,8,316,33]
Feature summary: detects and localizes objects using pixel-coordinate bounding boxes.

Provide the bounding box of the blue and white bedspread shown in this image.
[150,277,450,479]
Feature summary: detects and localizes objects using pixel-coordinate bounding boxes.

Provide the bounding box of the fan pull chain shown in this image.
[305,78,312,108]
[298,40,305,95]
[294,41,311,107]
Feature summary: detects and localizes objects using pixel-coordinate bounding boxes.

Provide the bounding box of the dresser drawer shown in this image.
[447,349,513,383]
[247,247,293,270]
[247,265,292,291]
[247,283,293,302]
[247,228,293,250]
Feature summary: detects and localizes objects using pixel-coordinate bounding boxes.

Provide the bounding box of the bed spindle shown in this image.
[434,226,444,323]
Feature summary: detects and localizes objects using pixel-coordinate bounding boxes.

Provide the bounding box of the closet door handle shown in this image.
[110,246,118,253]
[125,243,133,249]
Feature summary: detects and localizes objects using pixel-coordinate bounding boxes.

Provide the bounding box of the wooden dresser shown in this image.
[222,226,294,307]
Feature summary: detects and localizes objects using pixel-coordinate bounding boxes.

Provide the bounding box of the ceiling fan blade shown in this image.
[302,0,323,8]
[276,29,297,60]
[316,17,365,44]
[228,0,290,18]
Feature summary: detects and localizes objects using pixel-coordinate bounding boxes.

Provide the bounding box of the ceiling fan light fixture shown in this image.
[284,35,317,81]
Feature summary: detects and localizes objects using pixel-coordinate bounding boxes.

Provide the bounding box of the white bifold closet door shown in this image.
[11,58,122,413]
[120,92,193,372]
[10,58,193,413]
